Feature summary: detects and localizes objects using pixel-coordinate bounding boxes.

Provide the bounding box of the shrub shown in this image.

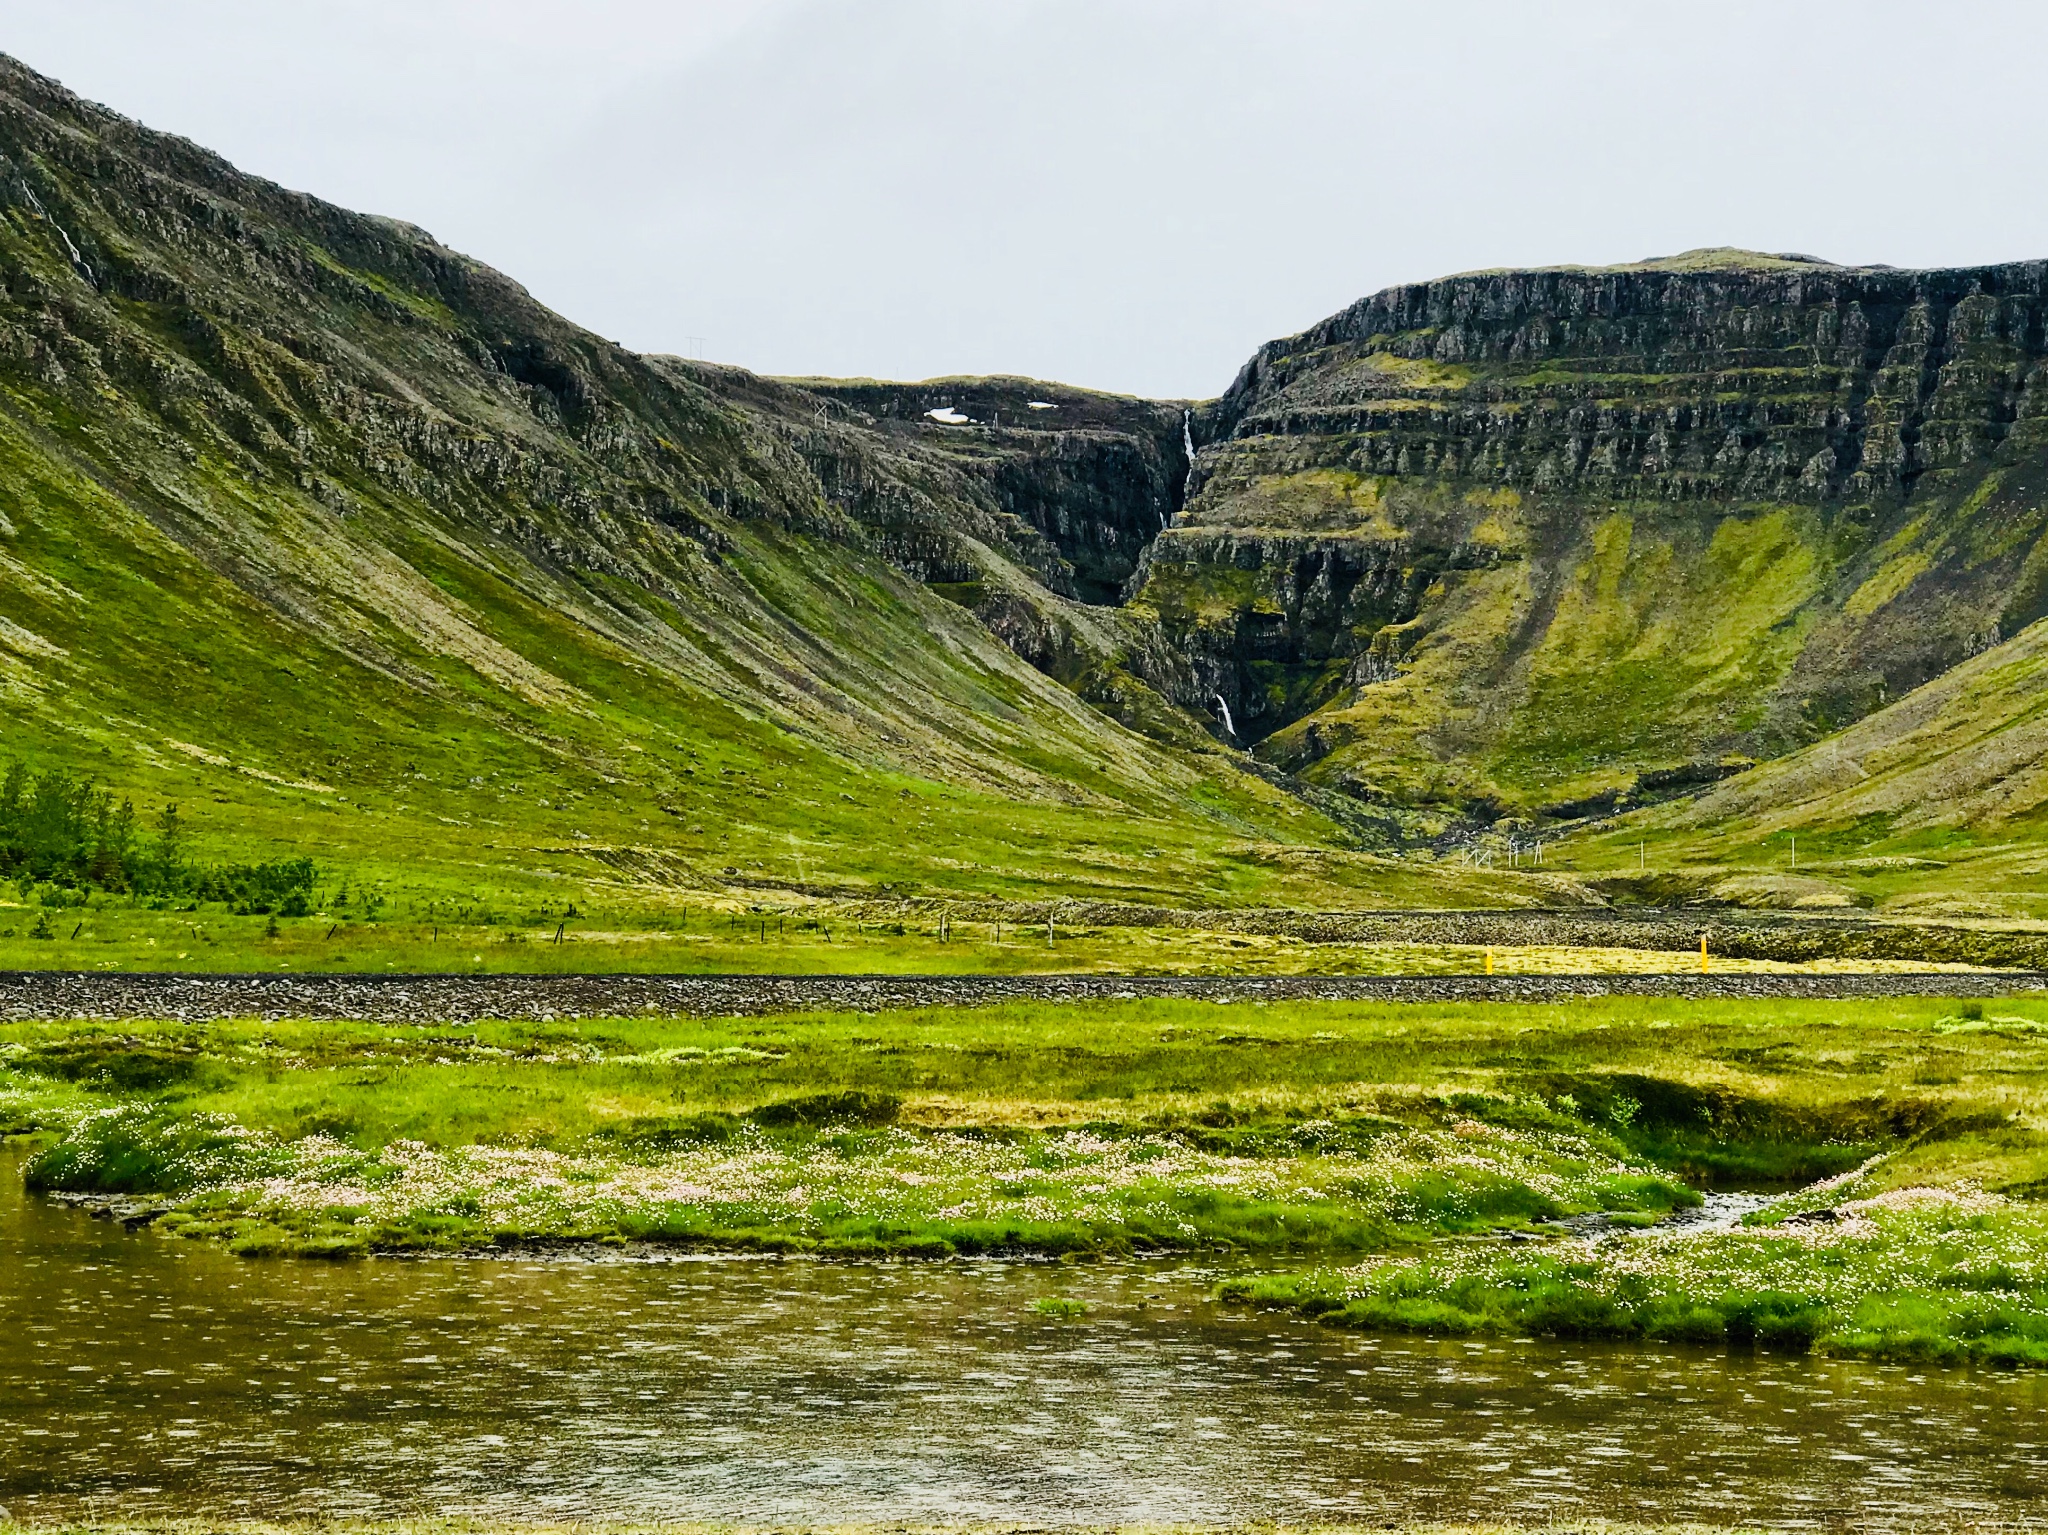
[195,857,317,913]
[25,1106,289,1193]
[0,762,320,904]
[749,1091,902,1128]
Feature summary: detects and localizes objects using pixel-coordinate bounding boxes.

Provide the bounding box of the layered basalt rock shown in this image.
[1125,251,2048,815]
[1204,251,2048,507]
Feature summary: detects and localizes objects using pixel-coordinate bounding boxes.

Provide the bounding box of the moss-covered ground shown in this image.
[1223,1184,2048,1366]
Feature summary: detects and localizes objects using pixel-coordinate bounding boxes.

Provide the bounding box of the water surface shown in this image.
[2,1148,2043,1527]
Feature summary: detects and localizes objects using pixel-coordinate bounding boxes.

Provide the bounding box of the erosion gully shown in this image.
[3,1149,2044,1527]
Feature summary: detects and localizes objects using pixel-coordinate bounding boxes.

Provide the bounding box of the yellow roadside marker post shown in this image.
[1485,948,1494,975]
[1700,934,1709,973]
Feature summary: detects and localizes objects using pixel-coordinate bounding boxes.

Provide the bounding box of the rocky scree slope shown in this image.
[0,54,1374,905]
[1131,249,2048,827]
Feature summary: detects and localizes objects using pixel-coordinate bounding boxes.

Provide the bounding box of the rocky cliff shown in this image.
[1125,250,2048,822]
[790,375,1188,605]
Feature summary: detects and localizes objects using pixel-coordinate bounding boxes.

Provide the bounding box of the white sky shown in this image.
[8,0,2048,399]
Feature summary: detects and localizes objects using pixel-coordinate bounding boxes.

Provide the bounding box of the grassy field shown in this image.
[0,896,1997,976]
[6,990,2047,1364]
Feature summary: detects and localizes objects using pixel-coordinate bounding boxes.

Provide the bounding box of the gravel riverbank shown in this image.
[2,967,2043,1022]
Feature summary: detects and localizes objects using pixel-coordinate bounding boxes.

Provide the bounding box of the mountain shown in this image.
[0,53,1455,913]
[1145,249,2048,830]
[3,46,2045,919]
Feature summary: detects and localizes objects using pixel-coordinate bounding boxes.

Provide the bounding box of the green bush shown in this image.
[749,1090,902,1128]
[25,1106,289,1193]
[0,762,319,906]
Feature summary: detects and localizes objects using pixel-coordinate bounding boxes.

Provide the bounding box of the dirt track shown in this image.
[2,968,2043,1022]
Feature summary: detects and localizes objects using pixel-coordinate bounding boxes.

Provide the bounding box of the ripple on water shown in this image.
[2,1148,2046,1525]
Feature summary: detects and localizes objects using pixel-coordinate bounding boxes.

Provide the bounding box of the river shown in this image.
[2,1147,2043,1527]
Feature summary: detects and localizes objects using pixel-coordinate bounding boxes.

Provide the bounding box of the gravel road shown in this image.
[2,969,2042,1022]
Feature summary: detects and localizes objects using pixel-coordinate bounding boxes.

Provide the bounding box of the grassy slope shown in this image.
[1560,613,2048,918]
[1231,462,2044,820]
[0,55,1572,921]
[1165,484,1834,812]
[0,387,1333,912]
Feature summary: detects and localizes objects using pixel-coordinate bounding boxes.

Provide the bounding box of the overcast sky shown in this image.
[7,1,2048,398]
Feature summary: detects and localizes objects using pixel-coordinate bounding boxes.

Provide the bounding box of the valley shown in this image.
[4,23,2048,1535]
[0,56,2043,928]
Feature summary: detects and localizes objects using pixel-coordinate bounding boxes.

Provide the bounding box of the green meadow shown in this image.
[6,991,2046,1364]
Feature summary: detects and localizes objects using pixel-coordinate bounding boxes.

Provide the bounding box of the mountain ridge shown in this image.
[0,50,1418,915]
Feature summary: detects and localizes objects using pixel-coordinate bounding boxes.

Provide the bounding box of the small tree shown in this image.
[149,802,187,893]
[88,795,137,889]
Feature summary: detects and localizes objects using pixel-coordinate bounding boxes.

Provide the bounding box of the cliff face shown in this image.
[789,376,1187,604]
[1206,250,2046,507]
[1126,250,2048,818]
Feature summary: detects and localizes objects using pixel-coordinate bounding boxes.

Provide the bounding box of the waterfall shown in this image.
[20,186,93,284]
[1179,410,1197,524]
[1214,694,1236,739]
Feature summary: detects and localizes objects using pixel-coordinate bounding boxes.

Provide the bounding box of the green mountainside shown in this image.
[1149,249,2048,830]
[1,49,2045,924]
[1596,611,2048,918]
[0,54,1453,914]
